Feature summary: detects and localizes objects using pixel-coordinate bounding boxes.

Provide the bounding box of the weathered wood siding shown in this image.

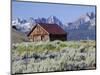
[28,25,49,42]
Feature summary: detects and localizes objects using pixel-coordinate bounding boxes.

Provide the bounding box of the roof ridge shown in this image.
[27,23,67,36]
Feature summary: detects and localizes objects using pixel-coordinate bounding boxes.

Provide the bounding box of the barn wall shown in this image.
[28,25,49,42]
[50,34,67,41]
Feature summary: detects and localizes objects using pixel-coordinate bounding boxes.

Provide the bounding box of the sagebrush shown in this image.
[12,40,96,74]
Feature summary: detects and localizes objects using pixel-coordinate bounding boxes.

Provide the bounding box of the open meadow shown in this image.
[12,40,96,74]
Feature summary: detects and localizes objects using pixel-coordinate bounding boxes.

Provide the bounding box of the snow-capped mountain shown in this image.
[66,12,95,30]
[47,16,66,30]
[47,16,63,25]
[66,12,96,40]
[12,16,64,33]
[12,12,96,40]
[12,17,36,33]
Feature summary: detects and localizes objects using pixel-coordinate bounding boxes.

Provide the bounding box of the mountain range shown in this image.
[12,12,96,40]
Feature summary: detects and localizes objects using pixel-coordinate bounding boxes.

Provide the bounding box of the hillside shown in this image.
[11,28,29,43]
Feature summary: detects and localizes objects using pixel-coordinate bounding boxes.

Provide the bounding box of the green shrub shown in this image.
[12,40,96,74]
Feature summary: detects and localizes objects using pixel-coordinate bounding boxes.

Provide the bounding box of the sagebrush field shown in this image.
[12,40,96,74]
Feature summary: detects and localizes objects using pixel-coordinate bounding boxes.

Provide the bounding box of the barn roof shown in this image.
[27,23,67,36]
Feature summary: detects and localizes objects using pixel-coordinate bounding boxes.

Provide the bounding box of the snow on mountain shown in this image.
[12,18,21,30]
[47,16,67,30]
[12,18,20,25]
[12,17,36,33]
[66,12,96,40]
[12,12,96,40]
[47,16,63,26]
[67,12,95,30]
[12,16,65,33]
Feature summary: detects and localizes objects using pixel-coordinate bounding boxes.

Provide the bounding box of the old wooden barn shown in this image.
[27,23,67,42]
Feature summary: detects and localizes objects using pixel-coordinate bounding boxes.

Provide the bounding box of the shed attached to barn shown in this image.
[27,23,67,42]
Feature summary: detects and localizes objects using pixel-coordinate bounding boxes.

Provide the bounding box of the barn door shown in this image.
[41,35,44,41]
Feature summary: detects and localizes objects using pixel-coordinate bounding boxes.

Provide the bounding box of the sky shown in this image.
[12,1,96,23]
